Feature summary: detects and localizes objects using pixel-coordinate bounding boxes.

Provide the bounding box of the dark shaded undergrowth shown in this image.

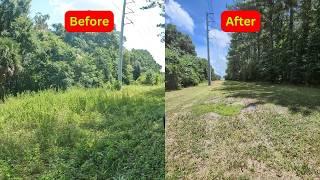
[221,81,320,115]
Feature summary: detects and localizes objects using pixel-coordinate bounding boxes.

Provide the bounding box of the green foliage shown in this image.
[179,55,201,87]
[45,61,74,90]
[0,85,165,179]
[226,0,320,85]
[165,24,196,56]
[0,1,161,95]
[91,47,116,82]
[165,48,182,90]
[137,70,164,85]
[129,49,162,72]
[72,57,104,88]
[165,24,217,90]
[0,37,21,69]
[9,16,34,52]
[34,13,50,30]
[0,0,31,33]
[155,72,165,85]
[112,81,122,90]
[0,1,165,179]
[133,61,142,80]
[145,70,156,85]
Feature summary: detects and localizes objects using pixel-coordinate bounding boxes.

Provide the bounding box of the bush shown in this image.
[165,48,182,90]
[136,70,163,85]
[113,80,122,90]
[145,70,155,85]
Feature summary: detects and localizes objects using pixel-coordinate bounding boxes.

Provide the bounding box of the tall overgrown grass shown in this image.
[0,85,164,179]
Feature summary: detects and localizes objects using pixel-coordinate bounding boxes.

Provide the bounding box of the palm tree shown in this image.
[0,37,21,102]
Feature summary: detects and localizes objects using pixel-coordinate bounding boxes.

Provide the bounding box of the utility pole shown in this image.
[118,0,127,87]
[206,13,214,86]
[118,0,135,87]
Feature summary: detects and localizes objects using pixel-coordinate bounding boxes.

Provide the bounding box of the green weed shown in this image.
[192,103,243,116]
[0,85,164,179]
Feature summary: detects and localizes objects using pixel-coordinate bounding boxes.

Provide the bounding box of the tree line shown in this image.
[0,0,162,100]
[165,24,219,90]
[225,0,320,85]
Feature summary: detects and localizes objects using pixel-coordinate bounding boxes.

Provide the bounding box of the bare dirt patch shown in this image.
[201,112,221,120]
[241,103,258,113]
[246,159,300,179]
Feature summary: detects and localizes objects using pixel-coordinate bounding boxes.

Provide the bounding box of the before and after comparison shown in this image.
[0,0,320,179]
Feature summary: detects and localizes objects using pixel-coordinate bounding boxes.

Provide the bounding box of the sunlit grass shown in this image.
[166,81,320,179]
[192,103,243,116]
[0,85,164,179]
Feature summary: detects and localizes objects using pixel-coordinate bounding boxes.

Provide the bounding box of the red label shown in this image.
[65,11,114,32]
[221,10,261,32]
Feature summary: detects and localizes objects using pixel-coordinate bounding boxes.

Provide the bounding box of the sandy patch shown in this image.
[201,112,222,120]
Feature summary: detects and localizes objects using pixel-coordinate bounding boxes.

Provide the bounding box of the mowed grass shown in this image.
[0,85,164,179]
[166,81,320,179]
[192,104,243,116]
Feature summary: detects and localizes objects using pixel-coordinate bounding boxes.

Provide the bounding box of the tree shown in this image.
[52,23,65,38]
[0,5,162,99]
[129,49,161,73]
[0,37,21,101]
[0,0,31,33]
[165,24,215,90]
[142,0,165,40]
[226,0,320,85]
[34,13,50,30]
[165,48,181,90]
[91,47,117,82]
[72,56,104,88]
[45,61,74,90]
[165,24,196,56]
[144,70,156,85]
[179,55,200,87]
[10,16,34,53]
[133,61,142,80]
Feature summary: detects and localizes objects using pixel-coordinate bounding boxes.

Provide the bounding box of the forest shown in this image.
[226,0,320,85]
[0,0,163,100]
[165,24,220,90]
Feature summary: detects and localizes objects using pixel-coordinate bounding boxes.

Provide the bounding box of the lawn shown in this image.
[0,85,165,179]
[166,81,320,179]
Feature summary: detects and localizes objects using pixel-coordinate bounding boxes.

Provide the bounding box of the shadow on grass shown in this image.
[144,87,165,99]
[220,81,320,116]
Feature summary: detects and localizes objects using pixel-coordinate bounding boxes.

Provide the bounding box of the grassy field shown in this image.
[166,81,320,179]
[0,85,164,179]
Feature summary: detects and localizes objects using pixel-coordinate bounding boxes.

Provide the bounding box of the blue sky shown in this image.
[30,0,53,24]
[166,0,234,76]
[30,0,165,70]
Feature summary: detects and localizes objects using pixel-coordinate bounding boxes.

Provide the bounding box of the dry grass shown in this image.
[166,81,320,179]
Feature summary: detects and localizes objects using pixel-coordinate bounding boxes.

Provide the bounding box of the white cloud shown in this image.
[48,0,73,15]
[46,0,165,71]
[196,29,231,77]
[165,0,194,34]
[209,29,231,48]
